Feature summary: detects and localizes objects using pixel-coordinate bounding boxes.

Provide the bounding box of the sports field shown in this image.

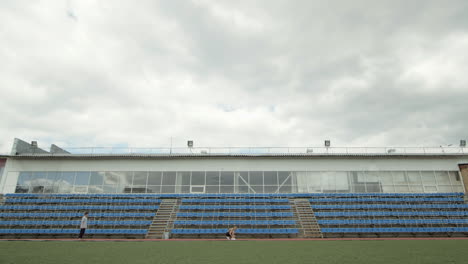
[1,239,467,264]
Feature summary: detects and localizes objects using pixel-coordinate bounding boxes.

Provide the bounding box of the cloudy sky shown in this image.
[1,0,468,153]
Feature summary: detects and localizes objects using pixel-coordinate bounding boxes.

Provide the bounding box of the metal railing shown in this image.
[39,146,468,155]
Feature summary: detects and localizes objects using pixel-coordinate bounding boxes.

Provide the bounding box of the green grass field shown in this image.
[1,240,467,264]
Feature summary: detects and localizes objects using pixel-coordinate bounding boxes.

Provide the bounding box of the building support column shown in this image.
[458,164,468,194]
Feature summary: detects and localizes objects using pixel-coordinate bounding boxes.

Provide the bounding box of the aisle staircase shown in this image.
[146,199,178,239]
[292,199,323,238]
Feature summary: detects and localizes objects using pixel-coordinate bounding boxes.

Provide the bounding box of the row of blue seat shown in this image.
[309,198,463,203]
[321,227,468,233]
[6,192,463,198]
[0,205,159,210]
[177,212,294,217]
[0,220,152,226]
[181,199,289,203]
[179,205,291,210]
[5,199,161,204]
[174,220,296,225]
[318,219,468,225]
[304,193,464,197]
[0,212,155,218]
[171,228,299,234]
[0,229,147,234]
[6,194,169,198]
[311,204,468,209]
[315,211,468,217]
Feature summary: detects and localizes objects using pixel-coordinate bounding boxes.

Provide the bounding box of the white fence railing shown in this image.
[41,146,468,155]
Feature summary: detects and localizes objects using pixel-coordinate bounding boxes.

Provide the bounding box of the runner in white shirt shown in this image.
[78,212,88,239]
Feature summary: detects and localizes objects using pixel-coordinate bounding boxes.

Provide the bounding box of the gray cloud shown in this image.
[1,0,468,153]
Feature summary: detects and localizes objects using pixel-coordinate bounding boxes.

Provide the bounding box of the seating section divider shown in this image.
[0,229,147,234]
[0,194,160,237]
[173,197,298,237]
[176,212,294,217]
[321,227,468,233]
[171,229,298,234]
[311,192,468,237]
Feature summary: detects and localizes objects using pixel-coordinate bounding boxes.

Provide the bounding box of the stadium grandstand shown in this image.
[1,138,468,239]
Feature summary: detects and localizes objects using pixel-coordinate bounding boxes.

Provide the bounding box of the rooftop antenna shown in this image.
[170,137,173,155]
[324,140,330,153]
[439,144,453,153]
[187,140,194,153]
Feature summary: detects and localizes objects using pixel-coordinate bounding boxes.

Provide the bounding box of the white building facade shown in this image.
[1,139,467,194]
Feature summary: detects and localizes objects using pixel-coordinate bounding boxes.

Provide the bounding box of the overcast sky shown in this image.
[1,0,468,153]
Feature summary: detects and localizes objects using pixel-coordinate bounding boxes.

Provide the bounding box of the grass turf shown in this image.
[1,240,467,264]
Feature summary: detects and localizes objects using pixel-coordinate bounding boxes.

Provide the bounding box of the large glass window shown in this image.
[279,185,292,193]
[335,172,349,192]
[350,172,365,193]
[17,172,32,186]
[75,172,90,185]
[421,172,436,185]
[59,172,75,186]
[407,172,422,185]
[191,172,205,185]
[379,172,393,184]
[178,172,191,185]
[366,172,379,183]
[133,172,148,185]
[12,170,464,194]
[47,172,60,182]
[131,186,147,193]
[263,171,278,186]
[162,172,176,185]
[322,171,336,192]
[89,185,104,193]
[220,172,234,185]
[31,172,47,187]
[308,172,322,193]
[220,185,234,193]
[15,185,29,193]
[249,172,263,185]
[147,185,161,193]
[448,171,461,184]
[251,185,263,193]
[103,185,117,193]
[206,185,219,193]
[104,171,131,185]
[89,172,104,185]
[148,172,162,185]
[206,172,220,185]
[392,172,407,185]
[435,171,450,184]
[278,172,291,185]
[161,185,175,193]
[236,172,249,193]
[395,185,410,192]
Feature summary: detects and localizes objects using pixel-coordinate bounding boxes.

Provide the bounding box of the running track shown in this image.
[1,237,468,242]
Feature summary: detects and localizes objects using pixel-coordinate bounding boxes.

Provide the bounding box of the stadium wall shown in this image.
[459,164,468,192]
[0,158,5,190]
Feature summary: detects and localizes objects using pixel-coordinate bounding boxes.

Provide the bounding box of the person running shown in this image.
[78,212,89,239]
[225,226,238,240]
